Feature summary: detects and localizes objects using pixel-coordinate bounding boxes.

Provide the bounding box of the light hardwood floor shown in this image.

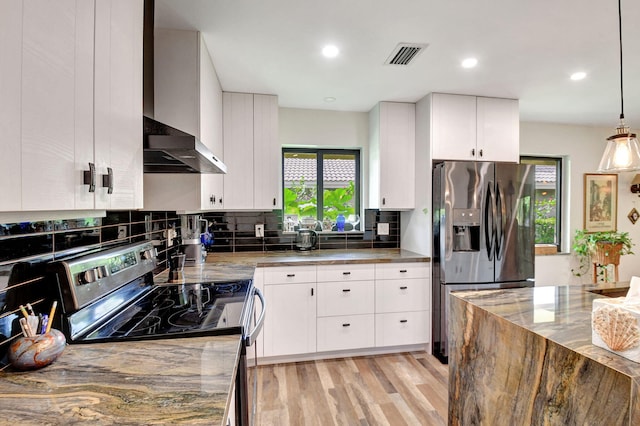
[253,352,448,425]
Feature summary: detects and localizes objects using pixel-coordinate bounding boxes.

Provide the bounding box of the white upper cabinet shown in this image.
[223,92,254,210]
[144,29,225,211]
[1,0,143,212]
[223,92,280,211]
[0,0,24,211]
[253,94,281,210]
[20,0,95,211]
[430,93,519,162]
[94,0,144,210]
[369,102,416,210]
[476,96,520,162]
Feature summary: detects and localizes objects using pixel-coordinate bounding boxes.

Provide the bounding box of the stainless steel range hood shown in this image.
[142,0,226,174]
[143,116,227,174]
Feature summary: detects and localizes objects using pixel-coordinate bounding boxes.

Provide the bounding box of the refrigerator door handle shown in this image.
[484,182,495,260]
[495,182,505,260]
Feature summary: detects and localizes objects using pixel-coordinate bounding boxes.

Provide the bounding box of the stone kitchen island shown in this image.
[449,283,640,425]
[0,335,241,425]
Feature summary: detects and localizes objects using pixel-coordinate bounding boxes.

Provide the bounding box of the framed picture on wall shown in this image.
[584,173,618,232]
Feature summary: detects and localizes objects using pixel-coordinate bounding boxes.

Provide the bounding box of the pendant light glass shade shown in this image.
[598,120,640,172]
[598,0,640,172]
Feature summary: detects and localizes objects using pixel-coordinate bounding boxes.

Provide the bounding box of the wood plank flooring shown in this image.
[253,351,449,426]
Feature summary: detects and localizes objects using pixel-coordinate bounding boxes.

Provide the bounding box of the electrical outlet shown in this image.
[377,222,390,236]
[255,224,264,238]
[117,225,127,239]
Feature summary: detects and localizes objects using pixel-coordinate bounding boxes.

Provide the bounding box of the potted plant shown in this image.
[572,229,634,281]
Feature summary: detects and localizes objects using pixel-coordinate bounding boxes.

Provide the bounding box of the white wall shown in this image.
[520,122,640,285]
[278,107,370,206]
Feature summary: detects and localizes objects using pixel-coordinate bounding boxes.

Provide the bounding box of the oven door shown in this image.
[237,286,265,426]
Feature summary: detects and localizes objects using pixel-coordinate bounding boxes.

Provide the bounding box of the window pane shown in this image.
[521,157,561,246]
[322,154,356,221]
[283,152,317,219]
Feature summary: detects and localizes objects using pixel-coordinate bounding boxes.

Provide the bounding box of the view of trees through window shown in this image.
[521,156,562,247]
[283,149,360,229]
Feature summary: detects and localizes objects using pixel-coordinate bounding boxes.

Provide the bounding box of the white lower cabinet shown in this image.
[317,314,375,352]
[262,266,316,357]
[375,311,429,347]
[260,262,430,361]
[374,262,430,347]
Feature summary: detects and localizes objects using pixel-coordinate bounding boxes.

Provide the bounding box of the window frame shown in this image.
[282,147,361,227]
[521,155,563,253]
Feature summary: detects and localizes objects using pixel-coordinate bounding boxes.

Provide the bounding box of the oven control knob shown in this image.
[140,248,156,262]
[77,267,105,285]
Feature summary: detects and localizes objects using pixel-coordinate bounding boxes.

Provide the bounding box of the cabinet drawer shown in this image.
[375,262,429,280]
[375,279,429,313]
[317,280,374,317]
[317,314,374,352]
[375,311,429,347]
[316,264,374,282]
[264,265,316,284]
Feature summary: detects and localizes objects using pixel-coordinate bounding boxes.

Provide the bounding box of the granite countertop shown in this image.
[155,248,429,285]
[452,281,640,378]
[0,335,241,425]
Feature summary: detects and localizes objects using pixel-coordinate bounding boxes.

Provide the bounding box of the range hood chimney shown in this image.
[142,0,226,174]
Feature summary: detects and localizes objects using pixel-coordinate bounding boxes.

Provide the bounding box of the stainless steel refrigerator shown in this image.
[432,161,535,363]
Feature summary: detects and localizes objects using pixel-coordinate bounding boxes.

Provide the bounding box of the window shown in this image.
[282,148,360,230]
[520,156,562,251]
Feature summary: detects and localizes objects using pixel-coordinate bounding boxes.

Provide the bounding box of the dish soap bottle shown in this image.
[336,214,345,232]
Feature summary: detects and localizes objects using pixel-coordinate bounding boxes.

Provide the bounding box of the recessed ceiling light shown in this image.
[461,57,478,69]
[322,45,339,58]
[324,97,336,102]
[570,71,587,81]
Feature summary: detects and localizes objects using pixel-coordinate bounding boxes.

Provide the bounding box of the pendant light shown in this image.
[598,0,640,172]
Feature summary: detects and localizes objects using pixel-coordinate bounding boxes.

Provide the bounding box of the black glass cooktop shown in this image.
[74,279,252,342]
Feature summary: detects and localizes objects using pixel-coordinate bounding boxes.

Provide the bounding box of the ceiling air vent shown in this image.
[384,43,428,66]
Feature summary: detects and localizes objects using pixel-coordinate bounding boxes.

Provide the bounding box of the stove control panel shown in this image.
[50,241,158,311]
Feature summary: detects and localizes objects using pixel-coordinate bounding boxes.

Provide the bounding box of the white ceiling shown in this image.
[155,0,640,128]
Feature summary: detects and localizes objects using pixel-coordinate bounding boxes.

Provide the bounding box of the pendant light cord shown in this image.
[618,0,625,120]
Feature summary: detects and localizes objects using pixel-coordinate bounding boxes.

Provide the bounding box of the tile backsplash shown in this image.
[0,208,398,367]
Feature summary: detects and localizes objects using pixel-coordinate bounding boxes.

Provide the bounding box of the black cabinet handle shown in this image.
[102,167,113,194]
[400,319,408,323]
[471,148,476,157]
[342,272,351,275]
[287,273,295,277]
[399,269,407,273]
[342,323,350,327]
[273,197,276,206]
[382,197,386,205]
[479,149,484,157]
[342,289,351,293]
[400,286,408,290]
[311,288,314,296]
[210,195,216,204]
[83,162,96,193]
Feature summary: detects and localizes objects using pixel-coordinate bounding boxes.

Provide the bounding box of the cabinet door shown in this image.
[253,94,281,210]
[223,92,254,209]
[94,0,143,209]
[379,102,415,209]
[431,93,477,161]
[476,97,519,163]
[263,283,316,357]
[0,0,23,211]
[21,0,95,210]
